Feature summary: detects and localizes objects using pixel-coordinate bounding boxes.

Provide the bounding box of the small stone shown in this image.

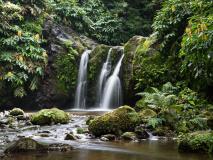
[64,133,78,140]
[0,118,9,125]
[100,137,109,141]
[101,134,116,141]
[17,115,28,120]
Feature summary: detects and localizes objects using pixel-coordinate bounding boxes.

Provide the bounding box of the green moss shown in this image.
[135,98,148,112]
[138,109,156,119]
[177,126,189,133]
[178,131,213,153]
[30,108,69,125]
[88,106,139,136]
[10,108,25,116]
[121,132,137,140]
[207,115,213,130]
[86,115,95,125]
[152,127,166,136]
[77,128,84,134]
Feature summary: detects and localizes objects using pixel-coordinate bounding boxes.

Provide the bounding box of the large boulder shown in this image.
[88,106,139,136]
[138,109,157,123]
[30,108,69,125]
[178,131,213,153]
[4,138,48,153]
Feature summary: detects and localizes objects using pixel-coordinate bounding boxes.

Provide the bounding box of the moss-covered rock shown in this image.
[121,132,137,140]
[4,137,48,153]
[134,126,149,139]
[101,134,116,141]
[177,126,189,133]
[64,133,78,140]
[138,109,156,123]
[88,106,139,136]
[135,98,147,112]
[86,115,96,125]
[178,131,213,153]
[207,115,213,130]
[152,128,166,136]
[10,108,25,116]
[30,108,69,125]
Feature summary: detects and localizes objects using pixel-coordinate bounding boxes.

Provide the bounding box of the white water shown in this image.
[96,48,112,107]
[101,54,124,109]
[74,50,91,109]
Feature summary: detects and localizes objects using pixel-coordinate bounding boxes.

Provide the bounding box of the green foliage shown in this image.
[152,0,213,92]
[178,132,213,153]
[136,86,177,111]
[0,1,47,107]
[55,40,79,94]
[146,118,165,129]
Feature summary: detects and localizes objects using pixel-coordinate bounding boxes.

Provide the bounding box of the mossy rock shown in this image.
[207,115,213,130]
[4,137,48,153]
[86,115,96,125]
[138,109,156,123]
[10,108,25,116]
[177,126,189,133]
[178,131,213,153]
[152,128,165,136]
[121,132,137,140]
[30,108,69,125]
[88,106,139,136]
[135,98,147,112]
[101,134,116,141]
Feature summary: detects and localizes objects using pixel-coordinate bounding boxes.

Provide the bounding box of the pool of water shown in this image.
[0,110,212,160]
[4,140,212,160]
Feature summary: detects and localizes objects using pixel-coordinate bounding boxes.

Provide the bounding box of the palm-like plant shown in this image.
[136,87,177,112]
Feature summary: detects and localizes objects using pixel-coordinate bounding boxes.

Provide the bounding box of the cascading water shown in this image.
[74,50,91,109]
[96,48,112,107]
[101,53,124,109]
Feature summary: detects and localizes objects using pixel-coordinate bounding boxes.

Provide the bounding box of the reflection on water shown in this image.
[4,140,213,160]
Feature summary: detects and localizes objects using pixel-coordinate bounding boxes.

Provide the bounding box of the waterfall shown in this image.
[74,50,91,109]
[101,53,124,109]
[96,48,112,107]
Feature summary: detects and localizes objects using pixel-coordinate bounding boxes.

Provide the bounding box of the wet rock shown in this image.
[4,137,48,153]
[134,126,149,139]
[10,108,25,116]
[101,134,116,141]
[24,121,32,126]
[75,135,82,139]
[39,133,52,137]
[0,118,9,125]
[17,115,28,121]
[64,133,78,140]
[152,128,166,136]
[38,131,51,134]
[121,132,137,140]
[0,153,6,159]
[21,126,40,131]
[88,106,139,136]
[100,137,109,141]
[48,143,73,152]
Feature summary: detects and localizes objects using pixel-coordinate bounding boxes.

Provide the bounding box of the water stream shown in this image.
[96,48,112,107]
[74,50,91,109]
[101,54,124,109]
[0,111,212,160]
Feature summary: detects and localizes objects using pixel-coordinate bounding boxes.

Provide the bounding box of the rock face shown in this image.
[4,138,48,153]
[30,108,69,125]
[88,106,139,136]
[18,17,98,110]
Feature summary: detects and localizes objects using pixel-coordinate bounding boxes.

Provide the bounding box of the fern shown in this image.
[14,87,26,98]
[146,118,165,128]
[188,118,209,130]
